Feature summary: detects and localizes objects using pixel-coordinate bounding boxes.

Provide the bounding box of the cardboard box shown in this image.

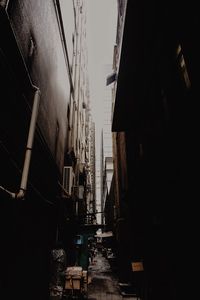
[65,266,82,277]
[65,276,81,290]
[64,266,84,290]
[131,261,144,272]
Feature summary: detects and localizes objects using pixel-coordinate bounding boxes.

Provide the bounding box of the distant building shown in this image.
[101,64,114,224]
[61,0,96,226]
[88,120,96,222]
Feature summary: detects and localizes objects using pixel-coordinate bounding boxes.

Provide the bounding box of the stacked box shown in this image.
[82,270,88,292]
[65,266,83,290]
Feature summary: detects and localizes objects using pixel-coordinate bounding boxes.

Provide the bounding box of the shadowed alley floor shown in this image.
[88,252,137,300]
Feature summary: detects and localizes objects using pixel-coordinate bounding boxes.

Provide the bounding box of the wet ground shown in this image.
[88,252,137,300]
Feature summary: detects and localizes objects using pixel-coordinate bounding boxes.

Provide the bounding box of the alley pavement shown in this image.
[88,251,137,300]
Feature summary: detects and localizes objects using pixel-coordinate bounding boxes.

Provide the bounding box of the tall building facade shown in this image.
[0,0,95,298]
[110,0,200,299]
[101,64,114,224]
[87,120,96,223]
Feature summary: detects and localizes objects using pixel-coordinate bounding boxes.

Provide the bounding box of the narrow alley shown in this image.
[88,251,137,300]
[0,0,198,299]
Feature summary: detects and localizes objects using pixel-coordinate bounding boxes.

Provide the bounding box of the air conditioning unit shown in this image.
[72,185,84,199]
[63,166,74,196]
[78,185,84,199]
[73,185,79,197]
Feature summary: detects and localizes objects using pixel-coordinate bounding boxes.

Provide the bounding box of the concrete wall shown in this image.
[111,0,200,298]
[7,0,71,173]
[0,1,75,299]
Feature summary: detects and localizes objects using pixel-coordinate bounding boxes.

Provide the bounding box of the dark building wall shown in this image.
[7,0,71,172]
[112,0,200,299]
[0,1,73,299]
[0,0,72,199]
[111,132,128,222]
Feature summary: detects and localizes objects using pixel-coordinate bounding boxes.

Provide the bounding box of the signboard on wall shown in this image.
[131,261,144,272]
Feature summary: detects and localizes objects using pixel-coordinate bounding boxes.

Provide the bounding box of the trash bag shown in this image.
[49,247,66,299]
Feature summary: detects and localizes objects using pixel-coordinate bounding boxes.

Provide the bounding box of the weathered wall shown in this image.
[7,0,71,173]
[0,1,75,299]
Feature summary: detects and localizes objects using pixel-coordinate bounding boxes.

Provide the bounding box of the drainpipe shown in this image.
[0,86,41,200]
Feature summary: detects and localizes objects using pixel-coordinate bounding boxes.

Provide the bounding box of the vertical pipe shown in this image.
[0,87,41,199]
[16,88,40,199]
